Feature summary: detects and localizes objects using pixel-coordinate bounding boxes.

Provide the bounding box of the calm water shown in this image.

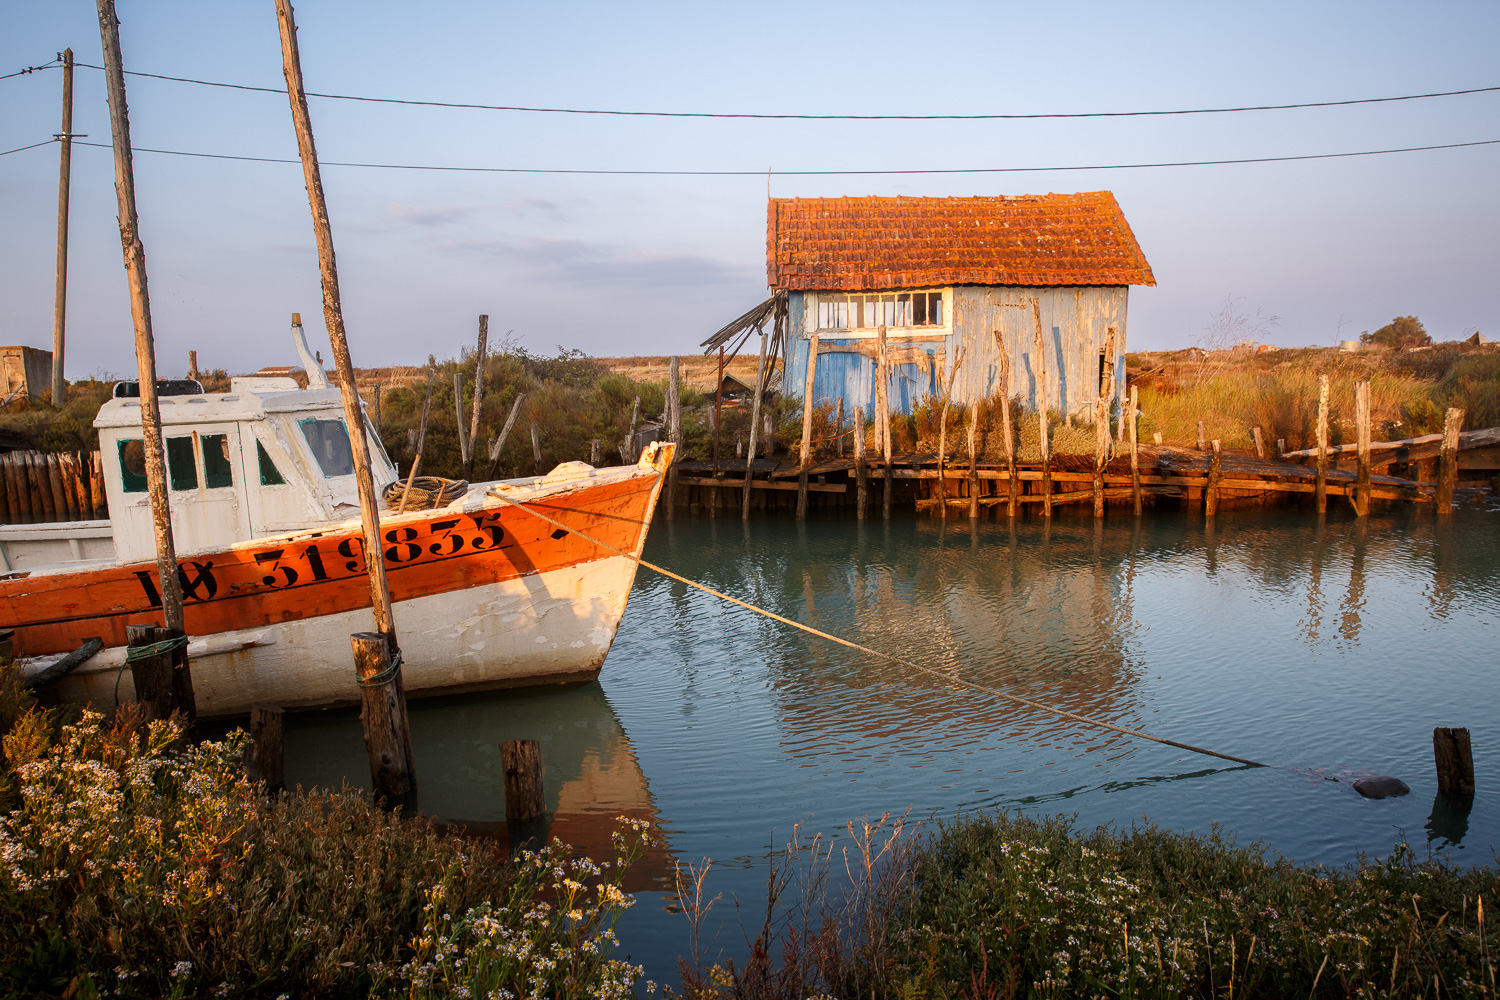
[281,501,1500,977]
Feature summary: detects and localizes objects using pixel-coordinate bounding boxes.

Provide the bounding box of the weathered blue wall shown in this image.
[782,286,1129,419]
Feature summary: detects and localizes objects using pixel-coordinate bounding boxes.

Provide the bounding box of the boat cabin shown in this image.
[92,377,398,564]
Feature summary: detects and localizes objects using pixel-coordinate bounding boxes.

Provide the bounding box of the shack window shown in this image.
[300,418,355,478]
[118,440,147,493]
[166,437,198,491]
[201,434,234,489]
[816,291,943,331]
[257,441,287,486]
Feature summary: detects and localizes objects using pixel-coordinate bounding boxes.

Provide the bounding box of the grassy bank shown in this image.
[682,812,1500,1000]
[0,668,646,999]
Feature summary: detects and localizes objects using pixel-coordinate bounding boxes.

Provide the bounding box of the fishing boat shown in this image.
[1,358,671,718]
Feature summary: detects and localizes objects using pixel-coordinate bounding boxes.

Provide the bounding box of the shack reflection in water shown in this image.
[282,682,670,890]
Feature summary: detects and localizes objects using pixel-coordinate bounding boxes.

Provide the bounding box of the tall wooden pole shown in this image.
[967,401,980,520]
[466,315,487,478]
[96,2,185,633]
[877,325,892,519]
[1315,374,1329,514]
[1129,383,1141,516]
[666,357,680,518]
[1437,407,1462,515]
[742,330,767,519]
[275,0,395,641]
[51,48,75,407]
[854,407,868,518]
[1094,325,1117,518]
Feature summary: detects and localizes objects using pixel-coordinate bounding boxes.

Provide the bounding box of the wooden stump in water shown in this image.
[127,624,193,734]
[248,705,285,794]
[1434,727,1475,797]
[1437,407,1462,515]
[500,738,548,852]
[351,632,416,806]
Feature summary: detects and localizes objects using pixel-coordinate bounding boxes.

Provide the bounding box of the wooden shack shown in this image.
[771,193,1155,419]
[1,346,54,402]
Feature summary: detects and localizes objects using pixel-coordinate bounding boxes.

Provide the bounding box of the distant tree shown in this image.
[1361,316,1430,349]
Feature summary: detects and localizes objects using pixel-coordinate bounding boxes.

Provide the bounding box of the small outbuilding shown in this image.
[769,192,1154,420]
[0,347,54,402]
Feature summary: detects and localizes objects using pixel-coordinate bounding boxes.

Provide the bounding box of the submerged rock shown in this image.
[1353,776,1411,799]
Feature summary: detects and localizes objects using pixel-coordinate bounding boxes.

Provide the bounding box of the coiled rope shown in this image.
[487,490,1267,769]
[356,647,404,687]
[382,476,469,510]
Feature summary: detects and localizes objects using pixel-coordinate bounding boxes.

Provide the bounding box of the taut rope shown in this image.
[489,489,1267,770]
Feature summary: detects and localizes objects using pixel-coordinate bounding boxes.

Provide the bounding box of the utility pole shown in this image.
[95,3,186,633]
[51,48,75,406]
[274,0,395,644]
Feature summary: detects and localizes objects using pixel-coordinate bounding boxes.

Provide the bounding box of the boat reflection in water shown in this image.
[281,681,671,890]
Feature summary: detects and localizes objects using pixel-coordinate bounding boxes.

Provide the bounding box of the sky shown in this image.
[1,1,1497,378]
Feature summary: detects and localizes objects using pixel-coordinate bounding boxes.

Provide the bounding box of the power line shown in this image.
[67,136,1500,176]
[1,60,62,81]
[67,60,1500,121]
[0,139,58,157]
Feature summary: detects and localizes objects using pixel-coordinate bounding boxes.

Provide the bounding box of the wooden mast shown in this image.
[274,0,395,641]
[95,2,186,634]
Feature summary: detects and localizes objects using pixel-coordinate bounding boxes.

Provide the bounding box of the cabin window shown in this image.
[201,434,234,489]
[816,291,943,331]
[166,437,198,491]
[257,441,287,486]
[118,440,148,493]
[300,418,355,478]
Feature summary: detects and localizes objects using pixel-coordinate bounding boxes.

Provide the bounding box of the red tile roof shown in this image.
[767,192,1155,290]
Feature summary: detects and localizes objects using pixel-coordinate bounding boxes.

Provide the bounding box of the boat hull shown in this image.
[8,449,670,717]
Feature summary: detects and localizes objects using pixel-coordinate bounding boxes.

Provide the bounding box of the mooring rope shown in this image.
[488,490,1267,769]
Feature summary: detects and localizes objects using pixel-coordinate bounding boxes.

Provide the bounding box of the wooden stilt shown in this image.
[967,401,980,520]
[351,631,415,805]
[1129,384,1142,516]
[935,347,964,517]
[500,738,548,851]
[1206,440,1222,517]
[126,624,177,724]
[667,356,681,517]
[1094,326,1117,518]
[1437,407,1462,515]
[994,329,1017,518]
[248,705,285,794]
[797,333,819,520]
[1315,374,1330,514]
[877,326,892,519]
[1029,299,1051,518]
[854,407,868,519]
[1354,380,1371,517]
[742,332,767,519]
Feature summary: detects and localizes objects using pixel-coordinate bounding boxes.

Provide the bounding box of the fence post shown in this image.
[1436,407,1463,514]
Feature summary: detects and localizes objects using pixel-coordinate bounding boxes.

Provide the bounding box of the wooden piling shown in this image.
[1028,299,1051,517]
[797,333,819,519]
[484,393,524,479]
[351,631,415,805]
[188,350,198,382]
[1252,426,1265,459]
[89,452,105,517]
[742,332,767,519]
[667,357,681,517]
[1277,437,1286,458]
[1197,421,1207,451]
[500,738,547,851]
[248,705,285,794]
[46,455,67,521]
[467,315,487,478]
[854,407,868,519]
[1437,407,1463,515]
[993,330,1018,519]
[1206,440,1222,517]
[499,739,546,821]
[1094,326,1118,518]
[452,370,470,468]
[1129,384,1141,516]
[1353,380,1371,517]
[876,326,892,519]
[1433,727,1475,797]
[935,347,964,517]
[1315,374,1330,514]
[967,401,980,519]
[835,396,845,458]
[126,624,175,723]
[624,395,640,463]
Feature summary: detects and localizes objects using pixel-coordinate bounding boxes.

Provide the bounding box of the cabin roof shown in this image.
[93,388,347,429]
[766,192,1155,291]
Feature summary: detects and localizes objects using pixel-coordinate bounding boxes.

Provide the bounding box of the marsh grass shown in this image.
[0,667,647,999]
[679,812,1500,1000]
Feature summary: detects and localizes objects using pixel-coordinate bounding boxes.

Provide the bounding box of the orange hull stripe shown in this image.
[1,475,657,657]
